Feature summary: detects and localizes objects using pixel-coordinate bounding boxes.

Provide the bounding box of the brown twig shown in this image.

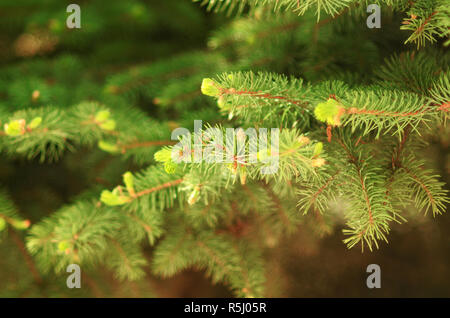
[9,229,43,285]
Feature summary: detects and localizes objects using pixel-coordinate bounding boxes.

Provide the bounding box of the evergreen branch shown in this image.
[107,237,147,281]
[429,71,450,107]
[194,233,265,297]
[134,178,184,198]
[100,166,185,211]
[374,51,449,96]
[297,170,340,214]
[195,0,354,20]
[202,72,311,127]
[0,107,72,162]
[27,200,122,274]
[0,189,31,231]
[204,72,447,136]
[401,0,450,47]
[336,136,396,251]
[220,87,309,108]
[151,227,196,277]
[337,89,444,137]
[401,158,449,216]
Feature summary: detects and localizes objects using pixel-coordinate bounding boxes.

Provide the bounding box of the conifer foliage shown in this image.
[0,0,449,297]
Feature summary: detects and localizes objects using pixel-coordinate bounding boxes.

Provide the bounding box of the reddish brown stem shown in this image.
[220,88,309,108]
[135,178,183,198]
[10,229,43,285]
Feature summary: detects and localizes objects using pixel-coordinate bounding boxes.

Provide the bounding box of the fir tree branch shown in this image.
[134,178,184,198]
[219,87,309,108]
[308,170,340,211]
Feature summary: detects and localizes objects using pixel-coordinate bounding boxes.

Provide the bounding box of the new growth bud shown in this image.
[31,90,40,101]
[4,119,26,136]
[188,186,201,205]
[99,120,116,131]
[154,148,178,174]
[95,110,111,122]
[11,219,31,230]
[314,99,344,126]
[28,117,42,129]
[123,172,136,197]
[100,187,131,206]
[201,78,221,97]
[311,158,326,167]
[0,218,6,232]
[240,166,247,185]
[98,140,120,154]
[313,142,323,157]
[95,110,116,131]
[57,241,70,252]
[164,161,177,174]
[298,135,310,145]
